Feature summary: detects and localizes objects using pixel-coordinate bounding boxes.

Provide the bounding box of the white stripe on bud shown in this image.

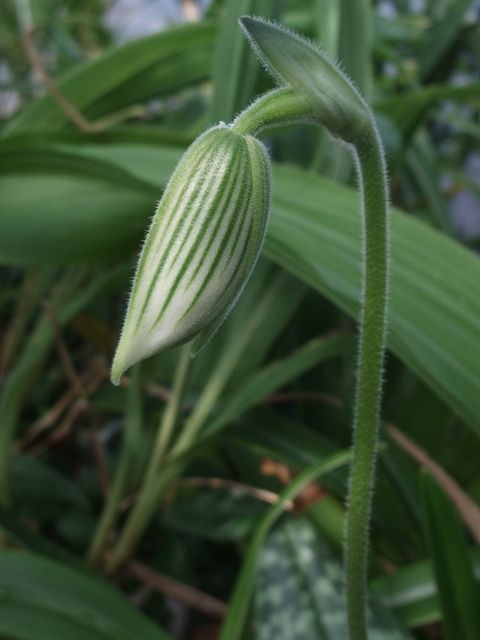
[111,124,271,384]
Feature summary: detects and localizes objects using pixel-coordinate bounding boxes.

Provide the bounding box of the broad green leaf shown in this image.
[1,144,479,436]
[0,550,171,640]
[266,164,480,435]
[421,472,480,640]
[253,519,412,639]
[3,22,215,136]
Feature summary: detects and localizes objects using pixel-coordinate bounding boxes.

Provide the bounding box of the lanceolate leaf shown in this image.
[1,144,479,435]
[267,165,480,435]
[421,473,480,640]
[2,22,215,136]
[0,550,171,640]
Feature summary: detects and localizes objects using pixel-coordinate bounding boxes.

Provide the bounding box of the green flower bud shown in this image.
[239,17,370,144]
[111,124,271,385]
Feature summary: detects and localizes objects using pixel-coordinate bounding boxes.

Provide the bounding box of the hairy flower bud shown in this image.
[239,17,370,144]
[111,124,271,384]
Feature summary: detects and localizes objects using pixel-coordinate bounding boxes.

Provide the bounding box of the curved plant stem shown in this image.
[236,91,389,639]
[232,87,313,136]
[345,125,389,640]
[106,345,191,572]
[87,364,142,566]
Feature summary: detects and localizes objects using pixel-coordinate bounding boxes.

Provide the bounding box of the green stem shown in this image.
[232,87,312,136]
[345,125,389,640]
[87,364,142,566]
[106,345,191,572]
[236,91,389,638]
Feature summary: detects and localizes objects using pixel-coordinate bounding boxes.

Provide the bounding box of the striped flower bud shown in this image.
[111,124,271,384]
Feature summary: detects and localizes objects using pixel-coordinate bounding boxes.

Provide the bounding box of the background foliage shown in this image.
[1,1,479,638]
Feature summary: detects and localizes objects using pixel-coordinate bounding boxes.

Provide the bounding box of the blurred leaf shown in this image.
[0,146,156,263]
[210,0,276,123]
[378,83,480,140]
[3,22,215,135]
[219,451,351,640]
[0,267,127,499]
[253,519,412,639]
[2,144,480,437]
[0,550,172,640]
[406,132,453,234]
[204,334,354,439]
[9,454,90,520]
[339,0,373,98]
[163,486,267,541]
[421,472,480,640]
[267,164,480,436]
[372,550,480,628]
[417,0,471,81]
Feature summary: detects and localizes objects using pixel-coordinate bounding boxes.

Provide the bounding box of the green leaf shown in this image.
[10,454,90,520]
[405,132,453,234]
[372,550,480,629]
[378,83,480,140]
[204,334,354,439]
[266,164,480,436]
[3,22,215,136]
[253,519,412,639]
[421,472,480,640]
[0,550,171,640]
[2,144,479,437]
[417,0,472,81]
[163,486,267,541]
[338,0,373,98]
[0,267,127,500]
[219,451,351,640]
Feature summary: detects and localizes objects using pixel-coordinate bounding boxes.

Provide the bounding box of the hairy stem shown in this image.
[345,124,389,640]
[232,87,312,136]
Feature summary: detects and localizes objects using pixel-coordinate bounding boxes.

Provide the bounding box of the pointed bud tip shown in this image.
[238,16,268,39]
[110,358,123,386]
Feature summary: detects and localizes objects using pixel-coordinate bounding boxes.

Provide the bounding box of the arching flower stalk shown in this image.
[110,17,389,640]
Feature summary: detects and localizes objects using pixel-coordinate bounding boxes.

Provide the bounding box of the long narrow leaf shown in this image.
[421,472,480,640]
[0,550,171,640]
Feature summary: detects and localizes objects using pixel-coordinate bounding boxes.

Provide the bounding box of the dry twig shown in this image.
[128,560,228,619]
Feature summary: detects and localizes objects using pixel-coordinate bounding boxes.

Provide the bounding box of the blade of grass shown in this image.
[421,472,480,640]
[87,364,143,566]
[387,424,480,545]
[0,550,172,640]
[219,450,351,640]
[203,333,354,439]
